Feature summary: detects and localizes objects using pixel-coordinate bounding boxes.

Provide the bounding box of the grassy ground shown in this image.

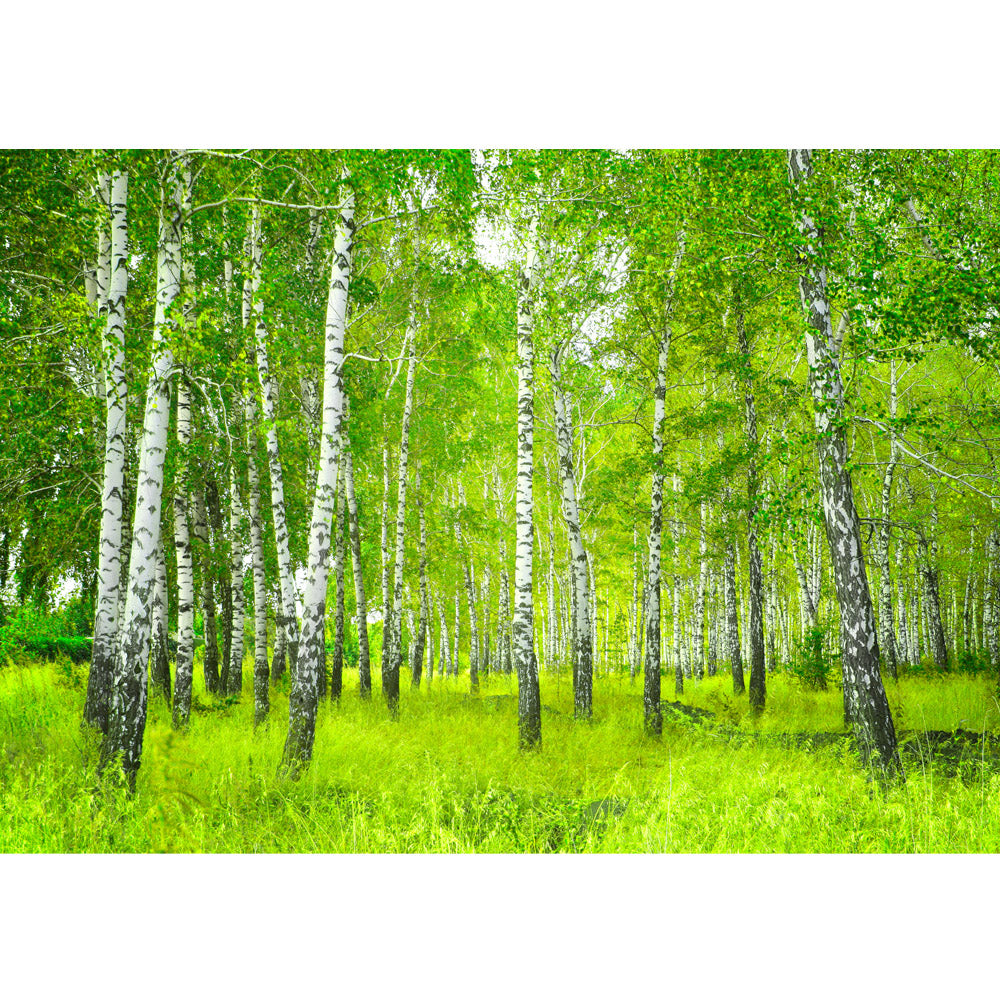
[1,657,998,852]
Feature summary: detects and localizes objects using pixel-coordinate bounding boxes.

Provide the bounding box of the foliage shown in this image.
[788,624,838,691]
[0,603,93,665]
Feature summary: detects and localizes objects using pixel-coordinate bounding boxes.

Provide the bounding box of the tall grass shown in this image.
[1,657,998,852]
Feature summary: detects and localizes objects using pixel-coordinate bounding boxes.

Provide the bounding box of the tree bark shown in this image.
[250,203,300,682]
[513,218,541,748]
[85,169,128,734]
[172,377,196,728]
[734,295,766,712]
[550,346,592,718]
[787,148,902,782]
[280,179,354,777]
[102,157,184,791]
[246,396,270,727]
[342,414,371,698]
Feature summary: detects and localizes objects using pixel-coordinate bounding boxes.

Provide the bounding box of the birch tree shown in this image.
[786,148,902,781]
[101,155,186,790]
[281,178,354,776]
[85,168,128,733]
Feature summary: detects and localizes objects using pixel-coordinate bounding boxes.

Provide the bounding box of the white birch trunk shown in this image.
[246,396,270,726]
[550,347,592,718]
[644,233,684,734]
[281,181,354,774]
[342,412,372,697]
[513,218,541,747]
[102,158,184,790]
[787,148,901,779]
[86,169,128,733]
[250,203,301,681]
[171,377,196,728]
[385,321,417,712]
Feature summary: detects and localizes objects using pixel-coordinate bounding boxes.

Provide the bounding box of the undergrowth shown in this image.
[1,658,999,852]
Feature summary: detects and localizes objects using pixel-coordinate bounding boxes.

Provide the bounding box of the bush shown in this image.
[0,603,92,665]
[789,624,838,691]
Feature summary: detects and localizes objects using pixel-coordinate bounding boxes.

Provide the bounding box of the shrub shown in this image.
[789,624,838,691]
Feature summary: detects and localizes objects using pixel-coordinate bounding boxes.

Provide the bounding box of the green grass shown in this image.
[2,658,999,852]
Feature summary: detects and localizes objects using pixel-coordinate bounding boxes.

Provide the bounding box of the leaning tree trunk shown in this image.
[85,169,128,734]
[512,220,541,749]
[280,180,354,776]
[342,412,371,698]
[101,158,184,791]
[735,296,766,713]
[787,148,902,782]
[550,346,592,719]
[250,203,301,682]
[172,376,196,729]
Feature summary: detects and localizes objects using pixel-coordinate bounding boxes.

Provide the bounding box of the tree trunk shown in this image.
[734,296,765,712]
[385,322,418,714]
[513,219,541,749]
[280,180,354,777]
[86,169,128,735]
[787,148,902,782]
[644,233,684,735]
[101,158,184,791]
[150,534,172,704]
[342,417,371,698]
[246,397,270,727]
[412,464,429,688]
[172,377,196,728]
[550,346,592,719]
[227,461,246,697]
[192,489,220,693]
[330,452,346,702]
[250,203,300,682]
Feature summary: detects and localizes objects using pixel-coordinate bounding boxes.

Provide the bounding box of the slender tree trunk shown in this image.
[550,347,592,719]
[342,419,371,697]
[787,148,902,781]
[412,464,429,688]
[734,296,765,712]
[172,377,196,728]
[192,489,220,692]
[227,462,246,697]
[101,158,184,791]
[280,180,354,776]
[250,204,300,682]
[644,234,684,735]
[724,537,744,694]
[150,534,172,704]
[206,478,230,693]
[513,219,541,748]
[456,482,480,694]
[86,169,128,734]
[330,453,346,702]
[246,397,270,726]
[385,324,418,714]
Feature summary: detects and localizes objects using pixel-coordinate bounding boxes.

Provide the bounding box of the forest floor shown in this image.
[2,657,999,852]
